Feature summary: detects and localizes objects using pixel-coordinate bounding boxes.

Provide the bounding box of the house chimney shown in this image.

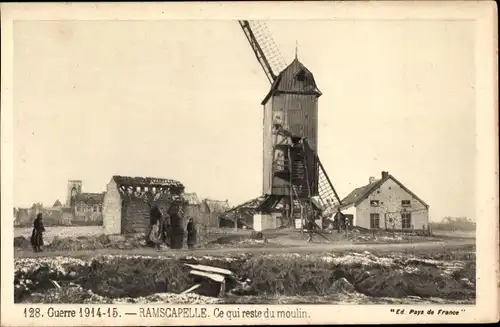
[369,177,376,184]
[381,171,389,179]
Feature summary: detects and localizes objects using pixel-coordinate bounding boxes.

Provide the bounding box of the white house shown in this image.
[338,171,429,231]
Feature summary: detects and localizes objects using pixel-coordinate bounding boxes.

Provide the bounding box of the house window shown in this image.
[370,200,380,207]
[402,200,411,207]
[370,213,380,229]
[402,213,412,229]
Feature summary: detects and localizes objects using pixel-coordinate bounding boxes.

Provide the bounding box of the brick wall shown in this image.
[121,198,150,234]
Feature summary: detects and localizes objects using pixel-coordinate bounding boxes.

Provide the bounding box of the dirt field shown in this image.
[15,238,475,259]
[431,230,475,239]
[14,225,475,249]
[14,224,475,258]
[14,225,104,244]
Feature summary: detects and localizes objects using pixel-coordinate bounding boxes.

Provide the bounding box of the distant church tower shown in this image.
[261,57,322,197]
[66,180,82,207]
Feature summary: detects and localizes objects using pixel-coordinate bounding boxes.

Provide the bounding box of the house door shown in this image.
[401,212,412,229]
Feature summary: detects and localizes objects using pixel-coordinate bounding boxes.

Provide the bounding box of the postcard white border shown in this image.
[1,1,498,325]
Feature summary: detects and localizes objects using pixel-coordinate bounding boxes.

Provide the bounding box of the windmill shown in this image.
[223,21,342,229]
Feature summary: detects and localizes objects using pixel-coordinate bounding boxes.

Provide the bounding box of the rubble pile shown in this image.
[47,234,147,251]
[14,257,91,302]
[28,286,222,304]
[14,236,31,249]
[13,233,151,252]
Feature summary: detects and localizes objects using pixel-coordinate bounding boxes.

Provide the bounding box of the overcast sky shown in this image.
[13,19,475,221]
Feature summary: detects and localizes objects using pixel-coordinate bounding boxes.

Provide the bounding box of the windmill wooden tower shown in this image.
[224,21,342,228]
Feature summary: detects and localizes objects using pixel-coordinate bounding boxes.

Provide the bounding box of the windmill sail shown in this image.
[239,20,287,83]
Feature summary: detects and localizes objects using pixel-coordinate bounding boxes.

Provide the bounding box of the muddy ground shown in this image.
[14,225,474,253]
[14,245,475,305]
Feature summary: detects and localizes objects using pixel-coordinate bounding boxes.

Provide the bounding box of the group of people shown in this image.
[147,204,197,250]
[28,204,198,253]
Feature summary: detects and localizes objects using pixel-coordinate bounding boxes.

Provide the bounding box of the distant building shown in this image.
[219,196,272,229]
[337,171,429,231]
[14,203,62,227]
[178,193,230,227]
[66,180,83,207]
[73,193,105,224]
[52,199,63,208]
[66,180,104,224]
[203,199,231,227]
[60,208,73,225]
[102,175,185,235]
[183,192,202,219]
[202,199,231,215]
[13,180,105,227]
[14,208,31,226]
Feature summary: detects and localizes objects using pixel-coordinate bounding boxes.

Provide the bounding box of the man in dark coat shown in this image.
[30,213,45,252]
[162,214,171,246]
[186,218,197,249]
[168,199,185,249]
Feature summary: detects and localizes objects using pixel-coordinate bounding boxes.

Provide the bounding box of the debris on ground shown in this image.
[181,263,256,298]
[27,286,222,304]
[14,249,475,304]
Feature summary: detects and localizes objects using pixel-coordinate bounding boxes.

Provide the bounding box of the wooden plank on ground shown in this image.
[50,280,61,289]
[189,270,225,283]
[185,264,233,276]
[181,283,201,294]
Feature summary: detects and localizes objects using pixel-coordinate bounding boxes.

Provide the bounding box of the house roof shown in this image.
[339,179,385,209]
[183,192,201,205]
[52,199,63,207]
[339,173,429,209]
[112,175,184,190]
[203,199,230,213]
[262,58,322,105]
[75,193,104,204]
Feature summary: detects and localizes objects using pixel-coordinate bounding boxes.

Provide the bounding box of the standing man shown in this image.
[30,213,45,252]
[168,198,185,249]
[162,214,171,246]
[186,217,197,249]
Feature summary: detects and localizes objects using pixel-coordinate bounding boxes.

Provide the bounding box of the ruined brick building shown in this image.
[102,176,185,235]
